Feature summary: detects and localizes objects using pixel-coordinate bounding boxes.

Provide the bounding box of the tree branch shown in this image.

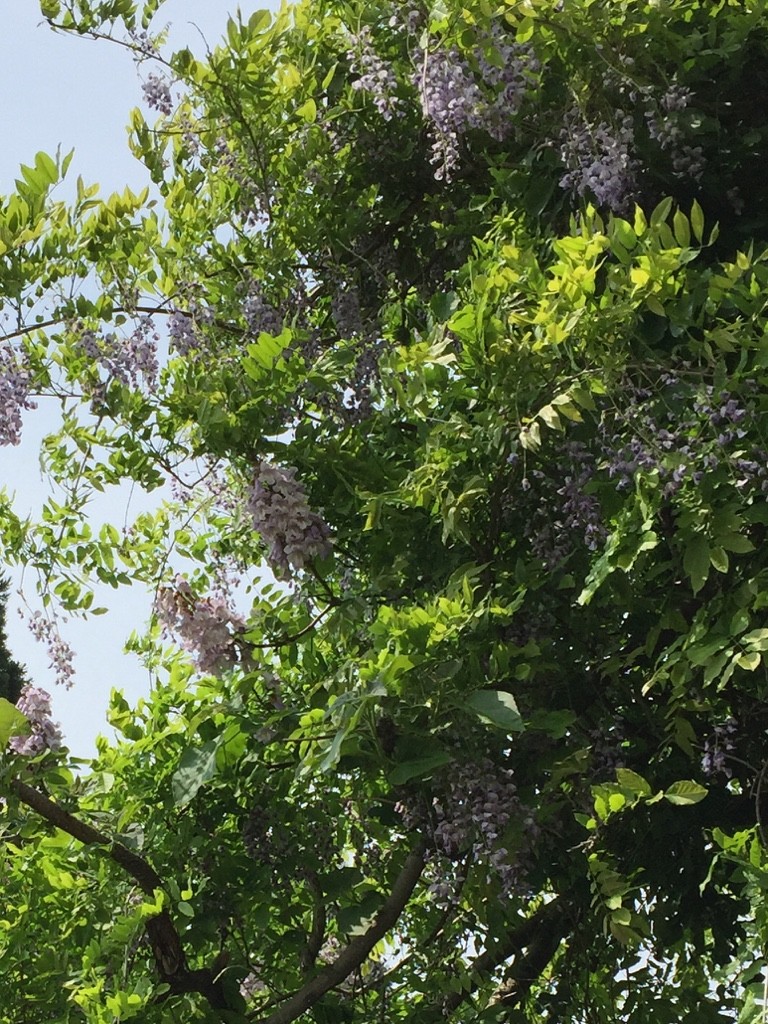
[299,870,327,975]
[256,840,427,1024]
[490,899,573,1010]
[430,895,573,1019]
[9,779,229,1010]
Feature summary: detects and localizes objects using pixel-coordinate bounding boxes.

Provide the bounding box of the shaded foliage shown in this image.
[0,1,765,1022]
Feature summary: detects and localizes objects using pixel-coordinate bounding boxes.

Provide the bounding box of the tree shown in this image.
[0,579,25,704]
[0,0,766,1020]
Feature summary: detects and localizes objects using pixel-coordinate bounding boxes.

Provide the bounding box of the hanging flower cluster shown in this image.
[154,575,247,675]
[8,685,63,756]
[247,462,333,579]
[0,343,36,446]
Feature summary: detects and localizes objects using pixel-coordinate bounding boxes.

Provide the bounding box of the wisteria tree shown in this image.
[0,0,767,1020]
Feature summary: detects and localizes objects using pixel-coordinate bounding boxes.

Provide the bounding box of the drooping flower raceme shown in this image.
[168,311,201,355]
[247,463,333,578]
[241,285,283,336]
[28,612,75,689]
[413,46,485,179]
[411,28,539,180]
[645,81,706,182]
[8,684,63,756]
[76,322,159,389]
[0,343,36,446]
[347,27,402,121]
[559,108,637,212]
[142,72,173,115]
[154,575,246,675]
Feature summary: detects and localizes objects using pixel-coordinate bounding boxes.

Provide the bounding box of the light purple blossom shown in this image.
[348,27,402,121]
[413,29,539,179]
[240,971,266,1002]
[247,463,332,578]
[242,286,283,336]
[331,285,363,338]
[142,72,173,115]
[414,47,484,179]
[645,81,706,182]
[559,108,638,212]
[9,684,63,756]
[76,322,158,388]
[701,718,737,779]
[155,575,246,675]
[425,758,537,897]
[0,344,36,446]
[28,612,75,689]
[168,311,200,355]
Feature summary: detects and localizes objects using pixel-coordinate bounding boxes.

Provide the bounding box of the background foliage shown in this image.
[0,0,766,1020]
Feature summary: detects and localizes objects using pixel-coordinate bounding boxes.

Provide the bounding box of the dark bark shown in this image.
[9,779,230,1011]
[257,840,427,1024]
[428,894,575,1020]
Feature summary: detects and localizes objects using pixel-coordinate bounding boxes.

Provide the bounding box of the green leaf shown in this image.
[690,199,704,244]
[615,769,651,797]
[736,651,761,671]
[171,740,220,806]
[710,547,729,573]
[650,196,673,228]
[664,781,708,806]
[465,690,524,733]
[683,535,711,594]
[296,97,317,122]
[719,533,754,553]
[610,218,637,251]
[0,698,29,748]
[673,209,691,248]
[337,894,382,937]
[35,151,58,186]
[388,751,452,785]
[742,628,768,650]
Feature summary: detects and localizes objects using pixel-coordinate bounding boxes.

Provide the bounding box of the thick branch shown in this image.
[491,901,573,1009]
[434,895,572,1019]
[299,870,327,975]
[9,779,228,1010]
[11,778,164,894]
[258,840,427,1024]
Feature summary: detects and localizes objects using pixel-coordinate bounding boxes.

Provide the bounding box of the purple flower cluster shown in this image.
[413,29,539,179]
[239,971,266,1003]
[428,759,536,896]
[522,443,608,569]
[589,720,626,780]
[559,108,637,212]
[414,47,483,180]
[341,335,386,423]
[347,27,402,121]
[701,718,737,778]
[476,28,541,142]
[28,612,75,689]
[76,323,158,389]
[242,286,283,337]
[8,684,63,756]
[645,82,705,181]
[247,462,333,579]
[0,343,36,446]
[601,380,764,498]
[154,575,246,675]
[142,72,173,115]
[128,29,160,59]
[331,285,364,338]
[168,311,201,355]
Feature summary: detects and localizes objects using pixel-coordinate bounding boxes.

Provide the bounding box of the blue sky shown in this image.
[0,2,278,755]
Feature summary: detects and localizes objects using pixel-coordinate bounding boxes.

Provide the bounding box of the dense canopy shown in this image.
[0,1,767,1021]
